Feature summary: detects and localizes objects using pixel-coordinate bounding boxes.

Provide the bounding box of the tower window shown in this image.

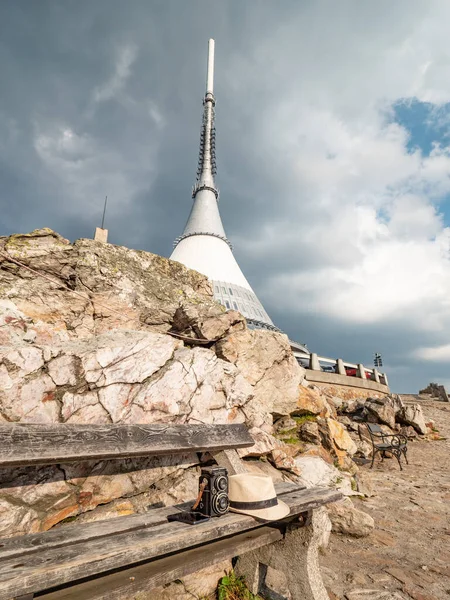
[222,287,226,294]
[214,286,219,294]
[225,301,230,309]
[229,288,233,295]
[233,302,238,310]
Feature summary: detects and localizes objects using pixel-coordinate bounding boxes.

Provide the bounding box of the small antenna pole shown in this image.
[101,196,108,229]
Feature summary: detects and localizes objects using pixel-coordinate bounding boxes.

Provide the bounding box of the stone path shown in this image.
[321,398,450,600]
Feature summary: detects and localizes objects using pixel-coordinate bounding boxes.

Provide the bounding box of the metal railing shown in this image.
[293,352,389,387]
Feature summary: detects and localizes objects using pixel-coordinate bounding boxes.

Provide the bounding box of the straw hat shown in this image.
[228,473,290,521]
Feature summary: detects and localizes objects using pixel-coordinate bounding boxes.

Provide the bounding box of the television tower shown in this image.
[170,39,277,331]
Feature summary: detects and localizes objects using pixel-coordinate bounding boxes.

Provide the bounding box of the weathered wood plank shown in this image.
[0,423,254,467]
[0,482,303,560]
[214,448,248,475]
[0,487,341,599]
[36,528,284,600]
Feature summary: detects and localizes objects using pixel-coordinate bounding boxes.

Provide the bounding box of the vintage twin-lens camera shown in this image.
[196,466,229,517]
[167,466,228,525]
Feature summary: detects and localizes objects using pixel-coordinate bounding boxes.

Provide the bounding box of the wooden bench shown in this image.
[0,423,342,600]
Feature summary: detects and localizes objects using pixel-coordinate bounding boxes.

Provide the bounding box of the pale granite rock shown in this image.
[398,403,427,435]
[327,497,374,537]
[325,418,358,455]
[0,228,357,540]
[295,456,340,488]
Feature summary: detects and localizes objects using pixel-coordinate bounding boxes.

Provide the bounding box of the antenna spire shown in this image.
[101,195,108,229]
[206,38,215,94]
[190,38,218,201]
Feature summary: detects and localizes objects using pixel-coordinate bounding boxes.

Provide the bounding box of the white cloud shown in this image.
[414,344,450,361]
[33,121,156,218]
[93,44,137,104]
[224,2,450,351]
[148,102,165,129]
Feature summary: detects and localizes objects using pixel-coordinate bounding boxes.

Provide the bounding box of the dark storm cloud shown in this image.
[1,0,449,392]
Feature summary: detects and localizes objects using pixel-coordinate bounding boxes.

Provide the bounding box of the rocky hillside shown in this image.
[0,229,422,540]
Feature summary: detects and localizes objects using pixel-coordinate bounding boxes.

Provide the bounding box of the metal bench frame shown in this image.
[361,422,408,470]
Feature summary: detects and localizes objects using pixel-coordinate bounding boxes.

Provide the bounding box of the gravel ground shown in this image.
[321,398,450,600]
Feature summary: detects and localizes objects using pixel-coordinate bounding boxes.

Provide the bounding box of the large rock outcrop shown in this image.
[0,228,240,345]
[1,229,382,544]
[418,383,449,402]
[0,229,307,537]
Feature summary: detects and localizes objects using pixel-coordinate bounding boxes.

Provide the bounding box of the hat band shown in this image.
[229,497,278,511]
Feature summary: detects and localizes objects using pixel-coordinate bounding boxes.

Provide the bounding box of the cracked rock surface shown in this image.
[0,229,312,537]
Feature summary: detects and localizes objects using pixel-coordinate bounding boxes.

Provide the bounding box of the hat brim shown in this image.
[229,499,290,522]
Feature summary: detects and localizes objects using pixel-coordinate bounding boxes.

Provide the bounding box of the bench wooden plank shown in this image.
[0,487,340,599]
[0,484,302,560]
[0,483,303,561]
[36,527,284,600]
[0,423,254,467]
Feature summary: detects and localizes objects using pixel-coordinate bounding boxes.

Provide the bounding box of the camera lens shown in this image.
[213,492,229,515]
[215,475,227,492]
[218,495,228,509]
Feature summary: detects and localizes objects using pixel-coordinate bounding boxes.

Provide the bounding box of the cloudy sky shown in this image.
[1,0,450,392]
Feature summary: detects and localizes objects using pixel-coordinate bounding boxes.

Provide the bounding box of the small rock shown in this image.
[337,415,362,433]
[328,395,344,410]
[273,416,297,434]
[295,456,340,488]
[399,425,418,439]
[327,497,375,537]
[320,418,358,456]
[298,420,321,444]
[335,475,359,497]
[397,404,427,435]
[354,439,373,459]
[337,415,353,427]
[341,399,364,415]
[269,446,302,475]
[365,398,396,429]
[296,384,331,416]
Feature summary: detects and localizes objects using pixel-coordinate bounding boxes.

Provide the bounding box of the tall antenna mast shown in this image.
[170,38,278,333]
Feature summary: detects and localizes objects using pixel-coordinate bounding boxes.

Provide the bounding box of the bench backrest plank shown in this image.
[0,423,254,467]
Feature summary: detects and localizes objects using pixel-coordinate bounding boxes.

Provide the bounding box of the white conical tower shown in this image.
[171,39,277,331]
